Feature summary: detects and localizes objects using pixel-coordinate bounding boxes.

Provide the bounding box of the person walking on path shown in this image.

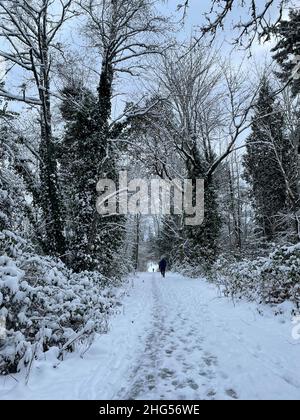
[159,258,167,278]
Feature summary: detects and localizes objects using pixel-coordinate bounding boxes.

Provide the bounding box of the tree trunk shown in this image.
[135,215,140,271]
[38,14,66,256]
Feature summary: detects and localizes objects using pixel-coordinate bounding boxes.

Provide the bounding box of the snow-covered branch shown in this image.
[0,86,42,105]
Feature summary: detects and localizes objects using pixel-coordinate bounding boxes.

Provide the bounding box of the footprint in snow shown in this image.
[226,389,239,400]
[203,354,218,367]
[187,379,199,390]
[159,368,176,379]
[206,389,217,399]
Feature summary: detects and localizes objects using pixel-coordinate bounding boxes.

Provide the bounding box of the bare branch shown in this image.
[178,0,289,50]
[0,86,42,105]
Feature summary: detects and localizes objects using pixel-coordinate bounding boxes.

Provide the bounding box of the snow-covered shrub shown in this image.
[171,247,218,278]
[171,259,206,278]
[213,244,300,308]
[0,252,122,375]
[0,230,33,260]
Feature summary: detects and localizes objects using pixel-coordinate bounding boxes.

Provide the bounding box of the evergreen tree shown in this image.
[272,10,300,233]
[272,10,300,97]
[59,81,125,276]
[243,79,290,241]
[185,164,221,269]
[59,81,97,270]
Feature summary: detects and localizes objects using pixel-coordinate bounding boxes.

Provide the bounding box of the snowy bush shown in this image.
[0,230,33,259]
[171,248,218,278]
[171,260,206,278]
[213,244,300,309]
[0,251,123,375]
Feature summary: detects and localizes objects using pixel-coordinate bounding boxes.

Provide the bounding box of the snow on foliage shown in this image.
[0,232,123,375]
[213,244,300,309]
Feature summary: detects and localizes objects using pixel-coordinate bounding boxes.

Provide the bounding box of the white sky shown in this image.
[1,0,298,123]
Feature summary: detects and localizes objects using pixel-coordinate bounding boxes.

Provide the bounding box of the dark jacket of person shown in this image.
[159,258,167,271]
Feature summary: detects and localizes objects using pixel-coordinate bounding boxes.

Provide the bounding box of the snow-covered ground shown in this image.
[1,272,300,400]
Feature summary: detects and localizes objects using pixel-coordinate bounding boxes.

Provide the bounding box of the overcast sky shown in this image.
[1,0,298,122]
[111,0,282,117]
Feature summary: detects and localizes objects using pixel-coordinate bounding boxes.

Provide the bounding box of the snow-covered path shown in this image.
[1,272,300,400]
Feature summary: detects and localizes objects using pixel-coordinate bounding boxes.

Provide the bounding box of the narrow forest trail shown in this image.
[1,273,300,400]
[116,274,230,400]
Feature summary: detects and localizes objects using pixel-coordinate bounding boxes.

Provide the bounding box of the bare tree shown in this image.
[122,44,265,263]
[218,152,249,252]
[0,0,75,255]
[78,0,168,130]
[127,45,224,184]
[177,0,290,48]
[139,45,259,183]
[76,0,169,248]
